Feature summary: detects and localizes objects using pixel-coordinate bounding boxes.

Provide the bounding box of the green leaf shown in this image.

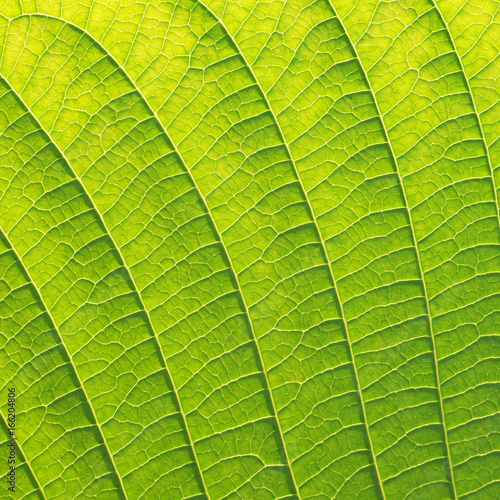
[0,0,498,498]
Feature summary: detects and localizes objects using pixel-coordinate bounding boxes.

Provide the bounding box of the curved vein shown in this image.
[193,1,390,497]
[323,2,459,496]
[428,0,500,232]
[1,11,298,497]
[0,224,127,499]
[0,72,209,499]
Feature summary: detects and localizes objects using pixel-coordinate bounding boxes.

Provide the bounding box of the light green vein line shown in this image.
[324,2,458,497]
[28,13,297,497]
[429,0,500,237]
[0,68,210,500]
[195,2,386,497]
[2,12,297,498]
[0,409,47,500]
[0,226,128,500]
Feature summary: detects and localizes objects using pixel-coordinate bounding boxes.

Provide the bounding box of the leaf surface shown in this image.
[0,0,499,498]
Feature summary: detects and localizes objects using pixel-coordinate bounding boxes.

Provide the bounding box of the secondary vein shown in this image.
[194,2,388,497]
[0,224,128,500]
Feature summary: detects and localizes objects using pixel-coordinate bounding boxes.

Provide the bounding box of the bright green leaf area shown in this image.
[0,0,499,498]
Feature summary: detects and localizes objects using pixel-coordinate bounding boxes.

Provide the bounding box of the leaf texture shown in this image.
[0,0,498,498]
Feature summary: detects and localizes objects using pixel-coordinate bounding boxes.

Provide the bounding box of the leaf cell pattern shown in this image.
[0,0,498,498]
